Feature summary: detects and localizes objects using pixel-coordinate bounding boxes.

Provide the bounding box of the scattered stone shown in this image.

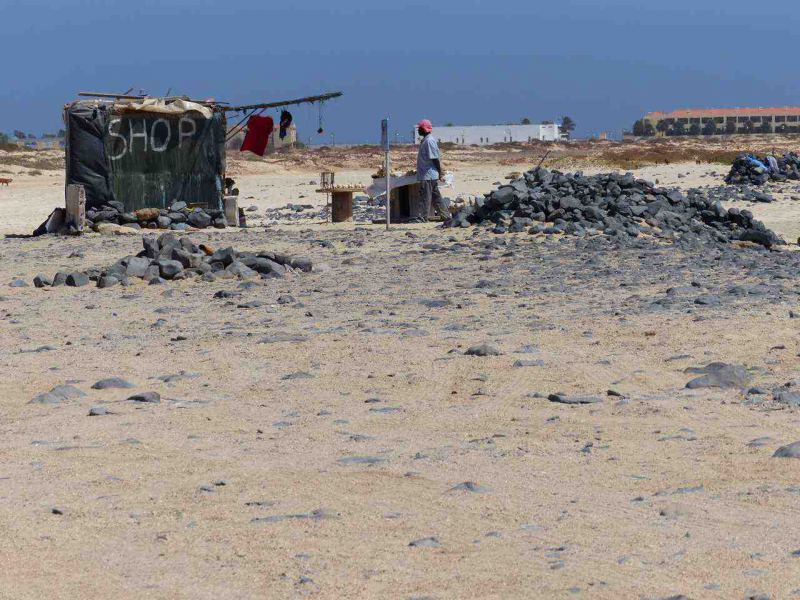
[91,377,135,390]
[369,406,403,414]
[211,247,236,266]
[685,363,750,390]
[694,295,721,306]
[774,390,800,407]
[289,256,313,272]
[513,359,544,368]
[97,275,119,289]
[748,387,769,395]
[773,442,800,458]
[237,300,263,309]
[337,456,386,465]
[187,210,212,228]
[465,344,502,357]
[226,261,257,279]
[548,393,603,405]
[258,334,309,344]
[157,259,184,280]
[94,222,140,236]
[281,371,314,380]
[33,274,52,288]
[448,481,490,493]
[409,537,441,548]
[135,207,160,222]
[127,392,161,404]
[88,406,109,416]
[250,509,337,524]
[19,345,55,353]
[153,371,198,383]
[30,384,86,405]
[126,256,151,277]
[65,272,89,287]
[747,437,773,448]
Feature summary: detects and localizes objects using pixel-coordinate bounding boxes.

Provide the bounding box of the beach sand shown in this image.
[1,140,800,598]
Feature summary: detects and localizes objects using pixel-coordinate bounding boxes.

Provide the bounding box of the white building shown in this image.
[414,123,563,145]
[268,123,297,151]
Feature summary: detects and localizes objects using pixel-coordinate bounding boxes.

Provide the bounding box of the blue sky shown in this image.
[1,0,798,143]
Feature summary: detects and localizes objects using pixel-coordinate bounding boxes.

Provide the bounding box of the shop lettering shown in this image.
[108,117,198,160]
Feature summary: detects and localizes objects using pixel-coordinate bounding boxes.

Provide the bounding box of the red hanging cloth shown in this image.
[240,115,274,156]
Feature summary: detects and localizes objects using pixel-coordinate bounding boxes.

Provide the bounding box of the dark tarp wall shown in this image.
[65,103,226,212]
[65,103,114,210]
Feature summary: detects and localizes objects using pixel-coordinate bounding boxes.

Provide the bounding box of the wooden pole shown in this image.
[221,92,343,113]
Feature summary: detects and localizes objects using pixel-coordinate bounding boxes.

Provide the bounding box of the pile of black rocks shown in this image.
[32,233,316,289]
[725,153,800,185]
[444,167,783,247]
[87,200,228,231]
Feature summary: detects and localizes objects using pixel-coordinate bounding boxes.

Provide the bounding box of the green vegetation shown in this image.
[559,116,576,138]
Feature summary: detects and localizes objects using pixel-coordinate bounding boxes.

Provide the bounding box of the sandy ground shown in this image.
[2,146,800,599]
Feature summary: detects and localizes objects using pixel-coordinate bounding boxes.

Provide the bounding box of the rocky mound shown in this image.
[725,152,800,185]
[444,167,783,247]
[32,233,317,289]
[87,200,228,231]
[697,185,778,205]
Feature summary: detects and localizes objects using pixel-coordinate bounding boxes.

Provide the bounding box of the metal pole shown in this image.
[385,151,391,230]
[382,119,390,230]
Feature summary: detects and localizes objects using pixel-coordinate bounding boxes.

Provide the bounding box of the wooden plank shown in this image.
[78,92,222,105]
[224,196,239,226]
[65,184,86,232]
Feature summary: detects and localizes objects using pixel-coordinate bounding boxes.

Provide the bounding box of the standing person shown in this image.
[413,119,449,222]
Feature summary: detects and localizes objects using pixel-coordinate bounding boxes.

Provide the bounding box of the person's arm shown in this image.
[432,158,443,180]
[428,140,443,180]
